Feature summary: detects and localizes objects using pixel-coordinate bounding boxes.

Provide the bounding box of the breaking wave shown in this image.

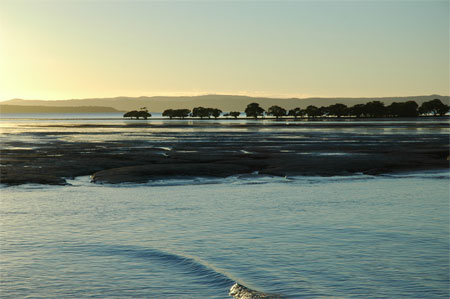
[60,243,279,298]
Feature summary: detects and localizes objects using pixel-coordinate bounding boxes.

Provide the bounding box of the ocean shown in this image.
[0,115,449,298]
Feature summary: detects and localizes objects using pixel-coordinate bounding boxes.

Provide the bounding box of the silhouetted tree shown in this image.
[229,111,240,118]
[419,99,449,116]
[124,110,138,119]
[364,101,386,117]
[386,102,400,117]
[349,104,366,118]
[163,109,190,119]
[319,106,330,117]
[327,103,348,118]
[245,103,265,118]
[123,108,151,119]
[267,105,287,119]
[174,109,191,119]
[192,107,210,118]
[288,107,305,119]
[387,101,419,117]
[403,101,419,117]
[211,108,222,118]
[162,109,174,119]
[305,105,322,118]
[137,110,151,119]
[192,107,222,118]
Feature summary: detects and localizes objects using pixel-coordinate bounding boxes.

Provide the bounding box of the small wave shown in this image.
[61,243,279,298]
[288,173,376,184]
[78,172,374,188]
[114,177,227,188]
[240,150,253,154]
[229,283,282,299]
[67,244,236,288]
[379,169,450,180]
[156,146,172,151]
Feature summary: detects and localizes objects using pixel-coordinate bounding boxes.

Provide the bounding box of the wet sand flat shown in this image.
[1,119,449,185]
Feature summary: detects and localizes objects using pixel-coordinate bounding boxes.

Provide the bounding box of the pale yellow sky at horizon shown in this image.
[0,1,448,101]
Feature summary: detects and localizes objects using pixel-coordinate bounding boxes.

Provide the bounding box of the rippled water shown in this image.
[1,171,449,298]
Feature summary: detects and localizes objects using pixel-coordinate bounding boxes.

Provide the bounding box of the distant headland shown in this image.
[0,105,122,114]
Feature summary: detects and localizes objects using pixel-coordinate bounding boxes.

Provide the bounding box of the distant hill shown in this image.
[0,105,123,114]
[2,95,448,113]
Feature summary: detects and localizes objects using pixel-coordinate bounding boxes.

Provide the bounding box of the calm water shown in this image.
[1,114,449,149]
[1,172,449,298]
[0,116,449,298]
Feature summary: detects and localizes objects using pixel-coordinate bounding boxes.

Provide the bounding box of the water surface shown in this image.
[1,172,448,298]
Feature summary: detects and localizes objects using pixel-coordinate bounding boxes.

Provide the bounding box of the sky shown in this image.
[0,0,448,101]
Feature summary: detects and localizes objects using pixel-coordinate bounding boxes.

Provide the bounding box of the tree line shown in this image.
[163,107,223,119]
[123,98,449,119]
[123,107,151,119]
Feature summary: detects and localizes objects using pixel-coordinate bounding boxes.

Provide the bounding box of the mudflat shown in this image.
[1,119,448,185]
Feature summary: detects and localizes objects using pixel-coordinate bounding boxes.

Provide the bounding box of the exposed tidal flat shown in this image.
[0,116,449,185]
